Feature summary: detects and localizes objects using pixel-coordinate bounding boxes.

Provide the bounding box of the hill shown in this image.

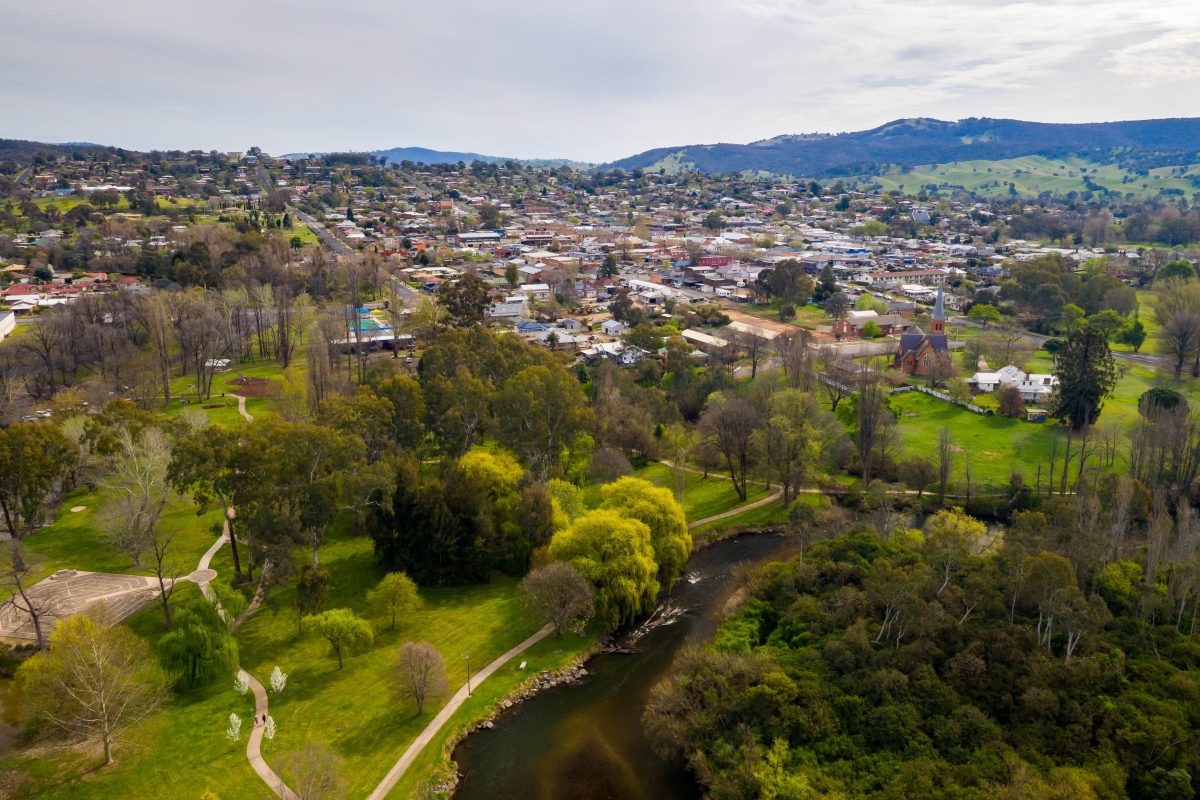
[607,117,1200,180]
[284,146,588,169]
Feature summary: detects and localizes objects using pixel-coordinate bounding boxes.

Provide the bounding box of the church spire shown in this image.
[931,280,945,334]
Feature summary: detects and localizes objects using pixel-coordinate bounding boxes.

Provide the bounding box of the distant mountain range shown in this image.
[605,117,1200,177]
[283,146,589,169]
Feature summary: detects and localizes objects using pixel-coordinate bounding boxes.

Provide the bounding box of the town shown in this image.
[4,4,1200,785]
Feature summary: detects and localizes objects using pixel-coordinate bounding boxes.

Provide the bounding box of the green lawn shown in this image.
[234,531,553,798]
[581,461,768,524]
[22,485,222,585]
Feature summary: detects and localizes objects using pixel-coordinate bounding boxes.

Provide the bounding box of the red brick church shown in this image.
[894,283,950,375]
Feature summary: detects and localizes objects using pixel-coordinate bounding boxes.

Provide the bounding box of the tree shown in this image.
[600,252,619,278]
[395,641,447,714]
[1050,326,1116,431]
[495,364,591,479]
[157,599,239,692]
[967,303,1002,328]
[853,383,896,485]
[169,426,250,581]
[439,272,492,326]
[1116,319,1147,352]
[899,456,936,498]
[699,394,760,501]
[100,426,178,629]
[548,509,659,629]
[996,385,1026,418]
[823,291,851,322]
[18,611,167,765]
[294,565,330,635]
[814,264,837,301]
[520,562,595,637]
[601,477,691,586]
[1154,279,1200,378]
[752,389,822,504]
[368,572,421,631]
[282,743,345,800]
[0,422,77,650]
[309,609,373,669]
[0,421,76,547]
[1158,259,1197,281]
[505,262,520,287]
[860,320,882,338]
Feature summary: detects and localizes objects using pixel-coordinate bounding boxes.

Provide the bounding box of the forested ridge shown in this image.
[646,506,1200,800]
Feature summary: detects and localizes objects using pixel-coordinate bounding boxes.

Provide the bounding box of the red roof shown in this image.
[4,284,36,296]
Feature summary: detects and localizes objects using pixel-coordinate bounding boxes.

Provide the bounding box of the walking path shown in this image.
[195,516,295,799]
[366,623,555,800]
[689,489,783,529]
[230,393,253,422]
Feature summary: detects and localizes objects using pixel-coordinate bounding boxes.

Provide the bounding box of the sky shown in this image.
[3,0,1199,162]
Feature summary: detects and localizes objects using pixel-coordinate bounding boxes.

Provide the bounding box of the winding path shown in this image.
[366,623,554,800]
[195,518,295,799]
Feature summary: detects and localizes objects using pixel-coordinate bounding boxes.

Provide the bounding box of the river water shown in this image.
[453,531,796,800]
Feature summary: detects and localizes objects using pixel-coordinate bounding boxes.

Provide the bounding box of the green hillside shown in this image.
[856,155,1200,198]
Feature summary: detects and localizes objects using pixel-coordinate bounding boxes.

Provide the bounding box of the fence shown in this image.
[887,384,989,414]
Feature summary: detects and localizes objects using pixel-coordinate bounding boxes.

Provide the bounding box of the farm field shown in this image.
[860,155,1200,199]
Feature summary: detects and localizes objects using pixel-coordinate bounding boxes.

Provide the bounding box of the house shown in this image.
[579,341,647,365]
[967,364,1026,393]
[967,363,1059,403]
[0,311,15,341]
[601,318,629,337]
[895,283,950,375]
[832,309,915,338]
[681,328,729,355]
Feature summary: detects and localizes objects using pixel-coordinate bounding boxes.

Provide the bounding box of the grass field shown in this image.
[859,155,1200,199]
[581,460,769,524]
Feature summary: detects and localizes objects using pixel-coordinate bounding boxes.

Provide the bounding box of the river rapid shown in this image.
[453,531,797,800]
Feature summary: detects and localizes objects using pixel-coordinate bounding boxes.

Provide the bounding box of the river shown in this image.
[453,531,797,800]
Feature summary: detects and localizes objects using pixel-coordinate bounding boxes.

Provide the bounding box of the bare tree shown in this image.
[775,330,812,390]
[281,743,344,800]
[520,562,595,637]
[699,395,760,501]
[395,641,448,715]
[936,426,954,505]
[854,382,894,485]
[99,427,179,629]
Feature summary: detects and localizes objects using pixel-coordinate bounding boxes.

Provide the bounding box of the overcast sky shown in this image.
[3,0,1198,162]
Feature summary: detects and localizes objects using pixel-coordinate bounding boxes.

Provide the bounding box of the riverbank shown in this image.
[389,633,598,799]
[452,530,798,800]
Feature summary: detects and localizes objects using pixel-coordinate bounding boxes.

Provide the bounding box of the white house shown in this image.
[967,364,1026,393]
[967,364,1058,403]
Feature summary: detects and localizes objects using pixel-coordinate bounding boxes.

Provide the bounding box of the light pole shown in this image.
[462,653,472,697]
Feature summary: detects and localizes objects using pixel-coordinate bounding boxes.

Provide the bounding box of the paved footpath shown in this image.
[230,393,253,422]
[196,519,295,799]
[366,623,554,800]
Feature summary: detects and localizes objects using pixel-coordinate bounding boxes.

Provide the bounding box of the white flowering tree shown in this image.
[225,712,242,742]
[233,672,249,696]
[264,715,276,741]
[269,666,288,694]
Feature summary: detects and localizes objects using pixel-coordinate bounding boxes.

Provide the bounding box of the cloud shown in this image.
[0,0,1197,161]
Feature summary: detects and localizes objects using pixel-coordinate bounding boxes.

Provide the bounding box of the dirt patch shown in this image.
[226,376,273,397]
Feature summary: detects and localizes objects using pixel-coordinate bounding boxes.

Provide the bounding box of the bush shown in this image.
[588,447,634,483]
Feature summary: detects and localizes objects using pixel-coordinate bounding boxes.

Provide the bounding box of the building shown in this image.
[894,283,950,375]
[0,311,14,341]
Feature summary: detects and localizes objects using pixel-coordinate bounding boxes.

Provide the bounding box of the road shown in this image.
[287,204,356,258]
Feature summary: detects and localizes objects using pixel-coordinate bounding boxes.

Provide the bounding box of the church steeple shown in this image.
[931,280,945,335]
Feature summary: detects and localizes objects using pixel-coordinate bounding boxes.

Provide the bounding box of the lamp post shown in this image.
[462,653,472,697]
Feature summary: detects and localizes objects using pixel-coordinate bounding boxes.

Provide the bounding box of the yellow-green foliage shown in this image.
[600,476,691,585]
[548,508,658,629]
